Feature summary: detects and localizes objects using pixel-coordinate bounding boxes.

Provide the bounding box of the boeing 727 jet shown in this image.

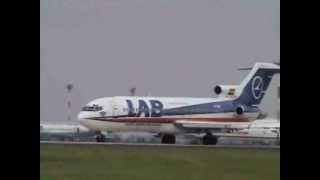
[78,62,280,145]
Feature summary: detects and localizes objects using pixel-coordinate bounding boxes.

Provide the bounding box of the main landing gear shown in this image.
[161,134,176,144]
[96,133,106,142]
[160,133,218,145]
[202,132,218,145]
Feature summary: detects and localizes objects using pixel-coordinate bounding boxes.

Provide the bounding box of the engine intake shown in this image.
[235,106,244,115]
[213,85,238,97]
[214,86,222,95]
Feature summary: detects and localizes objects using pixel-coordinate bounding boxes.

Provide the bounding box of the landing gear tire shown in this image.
[202,133,218,145]
[161,134,176,144]
[96,134,106,142]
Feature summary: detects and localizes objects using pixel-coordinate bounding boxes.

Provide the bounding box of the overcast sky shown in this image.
[40,0,280,123]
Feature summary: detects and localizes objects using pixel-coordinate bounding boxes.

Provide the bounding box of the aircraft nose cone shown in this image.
[77,112,87,121]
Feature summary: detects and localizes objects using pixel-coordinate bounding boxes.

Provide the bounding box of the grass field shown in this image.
[40,144,279,180]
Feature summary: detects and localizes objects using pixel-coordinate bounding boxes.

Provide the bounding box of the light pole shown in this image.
[66,83,73,121]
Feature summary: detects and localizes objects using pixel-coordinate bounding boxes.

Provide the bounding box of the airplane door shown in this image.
[110,99,120,117]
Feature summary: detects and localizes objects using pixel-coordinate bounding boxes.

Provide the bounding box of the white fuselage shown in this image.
[78,96,259,134]
[236,119,280,138]
[77,62,279,135]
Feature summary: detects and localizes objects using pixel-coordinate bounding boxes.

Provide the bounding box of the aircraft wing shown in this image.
[174,120,251,131]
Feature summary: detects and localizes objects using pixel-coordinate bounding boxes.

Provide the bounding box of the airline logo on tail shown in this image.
[236,62,279,106]
[251,76,264,100]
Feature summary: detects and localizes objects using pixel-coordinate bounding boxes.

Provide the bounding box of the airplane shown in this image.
[40,123,96,141]
[179,118,280,145]
[221,118,280,145]
[77,62,280,145]
[220,118,280,139]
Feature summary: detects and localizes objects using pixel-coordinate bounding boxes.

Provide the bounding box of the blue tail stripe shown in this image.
[236,68,279,106]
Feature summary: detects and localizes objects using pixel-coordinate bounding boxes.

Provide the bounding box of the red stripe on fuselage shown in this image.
[89,117,251,123]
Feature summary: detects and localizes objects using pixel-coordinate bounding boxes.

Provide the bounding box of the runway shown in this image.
[40,141,280,150]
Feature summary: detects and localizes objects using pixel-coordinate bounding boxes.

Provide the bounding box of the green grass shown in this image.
[40,144,279,180]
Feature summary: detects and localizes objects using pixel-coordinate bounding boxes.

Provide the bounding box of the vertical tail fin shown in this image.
[236,62,280,106]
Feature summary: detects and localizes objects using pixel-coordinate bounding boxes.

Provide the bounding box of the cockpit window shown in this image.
[81,104,103,111]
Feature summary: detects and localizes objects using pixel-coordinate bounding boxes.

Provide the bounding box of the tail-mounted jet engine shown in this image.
[214,85,238,98]
[235,105,245,115]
